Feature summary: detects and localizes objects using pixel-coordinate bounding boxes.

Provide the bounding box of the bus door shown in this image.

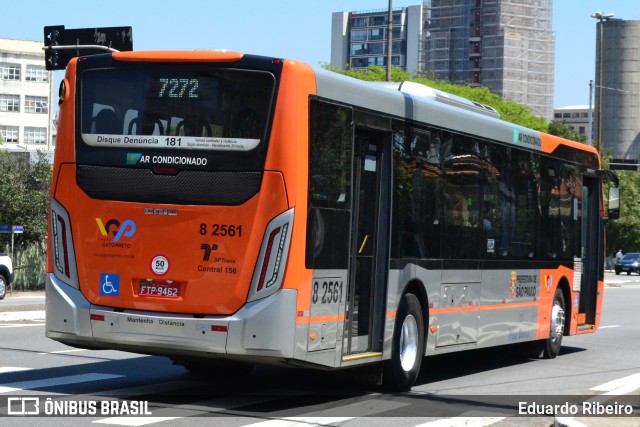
[344,127,391,356]
[578,174,600,326]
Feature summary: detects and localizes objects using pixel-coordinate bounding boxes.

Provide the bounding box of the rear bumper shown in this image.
[45,273,297,360]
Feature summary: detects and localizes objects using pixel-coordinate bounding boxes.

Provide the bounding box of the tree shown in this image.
[606,170,640,253]
[548,121,587,144]
[323,65,549,131]
[0,151,52,251]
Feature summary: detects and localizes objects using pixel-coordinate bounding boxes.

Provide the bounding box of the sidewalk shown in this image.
[0,290,45,322]
[0,309,45,322]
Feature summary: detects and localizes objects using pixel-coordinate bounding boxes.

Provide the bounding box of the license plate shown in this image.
[138,281,182,298]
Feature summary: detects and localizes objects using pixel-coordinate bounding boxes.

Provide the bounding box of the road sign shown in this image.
[0,225,24,234]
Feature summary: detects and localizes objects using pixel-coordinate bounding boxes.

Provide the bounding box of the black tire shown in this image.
[615,268,620,275]
[542,287,565,359]
[627,271,631,275]
[0,273,7,300]
[383,293,425,391]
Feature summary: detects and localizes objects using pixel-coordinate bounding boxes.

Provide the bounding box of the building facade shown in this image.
[553,105,591,140]
[423,0,554,120]
[0,38,55,157]
[331,6,424,74]
[594,19,640,163]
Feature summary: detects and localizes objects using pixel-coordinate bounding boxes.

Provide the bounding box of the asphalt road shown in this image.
[0,275,638,426]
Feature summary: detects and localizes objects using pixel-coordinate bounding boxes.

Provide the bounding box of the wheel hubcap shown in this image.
[400,314,419,372]
[550,301,565,343]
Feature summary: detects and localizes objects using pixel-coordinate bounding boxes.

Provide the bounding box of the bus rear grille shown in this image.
[77,165,262,205]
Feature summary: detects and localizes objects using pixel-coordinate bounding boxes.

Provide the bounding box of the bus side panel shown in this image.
[266,60,315,301]
[264,61,325,363]
[48,61,78,275]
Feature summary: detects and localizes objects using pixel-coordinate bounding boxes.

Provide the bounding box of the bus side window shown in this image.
[306,99,353,269]
[442,132,482,260]
[391,125,442,260]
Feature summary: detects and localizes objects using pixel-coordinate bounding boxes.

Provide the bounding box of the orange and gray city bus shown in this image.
[45,26,619,390]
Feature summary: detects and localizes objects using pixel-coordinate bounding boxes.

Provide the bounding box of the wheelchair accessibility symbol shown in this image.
[100,273,120,296]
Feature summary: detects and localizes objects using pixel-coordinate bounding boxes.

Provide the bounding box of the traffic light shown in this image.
[43,25,133,71]
[44,26,65,70]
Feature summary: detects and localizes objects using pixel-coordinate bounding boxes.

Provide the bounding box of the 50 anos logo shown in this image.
[96,218,136,242]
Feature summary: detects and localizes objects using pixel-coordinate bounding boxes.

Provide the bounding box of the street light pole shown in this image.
[591,11,615,154]
[588,79,593,146]
[386,0,393,82]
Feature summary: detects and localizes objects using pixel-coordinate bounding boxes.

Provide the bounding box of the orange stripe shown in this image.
[113,51,244,62]
[431,300,538,315]
[296,314,345,324]
[296,310,397,325]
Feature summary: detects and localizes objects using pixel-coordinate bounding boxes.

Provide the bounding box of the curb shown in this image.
[0,310,45,322]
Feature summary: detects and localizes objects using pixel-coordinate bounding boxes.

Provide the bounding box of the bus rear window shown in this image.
[80,67,275,152]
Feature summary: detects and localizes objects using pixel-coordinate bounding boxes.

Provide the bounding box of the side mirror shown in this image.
[608,186,620,220]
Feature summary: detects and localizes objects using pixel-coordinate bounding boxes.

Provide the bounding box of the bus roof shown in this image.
[313,68,598,163]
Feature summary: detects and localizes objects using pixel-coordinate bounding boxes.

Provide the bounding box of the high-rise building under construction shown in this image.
[331,1,555,120]
[423,0,554,120]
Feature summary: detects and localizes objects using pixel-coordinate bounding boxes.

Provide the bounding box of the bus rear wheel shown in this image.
[543,288,565,358]
[383,293,424,391]
[529,287,565,359]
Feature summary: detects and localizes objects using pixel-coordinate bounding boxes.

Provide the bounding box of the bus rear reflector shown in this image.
[90,314,105,322]
[247,209,294,302]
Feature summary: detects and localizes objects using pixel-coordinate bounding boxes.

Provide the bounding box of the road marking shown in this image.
[0,367,34,374]
[557,373,640,426]
[242,417,355,427]
[93,391,310,425]
[0,373,123,394]
[415,416,506,427]
[93,416,181,426]
[590,373,640,394]
[598,325,620,329]
[94,394,408,426]
[241,399,409,427]
[38,348,87,355]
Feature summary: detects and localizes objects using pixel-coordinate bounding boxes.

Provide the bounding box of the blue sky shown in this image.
[2,0,638,109]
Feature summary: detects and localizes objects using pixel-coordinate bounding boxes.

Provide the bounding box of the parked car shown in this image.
[0,253,13,299]
[615,252,640,275]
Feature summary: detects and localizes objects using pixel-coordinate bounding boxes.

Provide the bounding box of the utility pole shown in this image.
[386,0,393,82]
[588,79,593,146]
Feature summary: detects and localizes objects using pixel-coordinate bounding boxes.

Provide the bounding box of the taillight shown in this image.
[50,199,78,288]
[52,212,70,277]
[247,209,294,302]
